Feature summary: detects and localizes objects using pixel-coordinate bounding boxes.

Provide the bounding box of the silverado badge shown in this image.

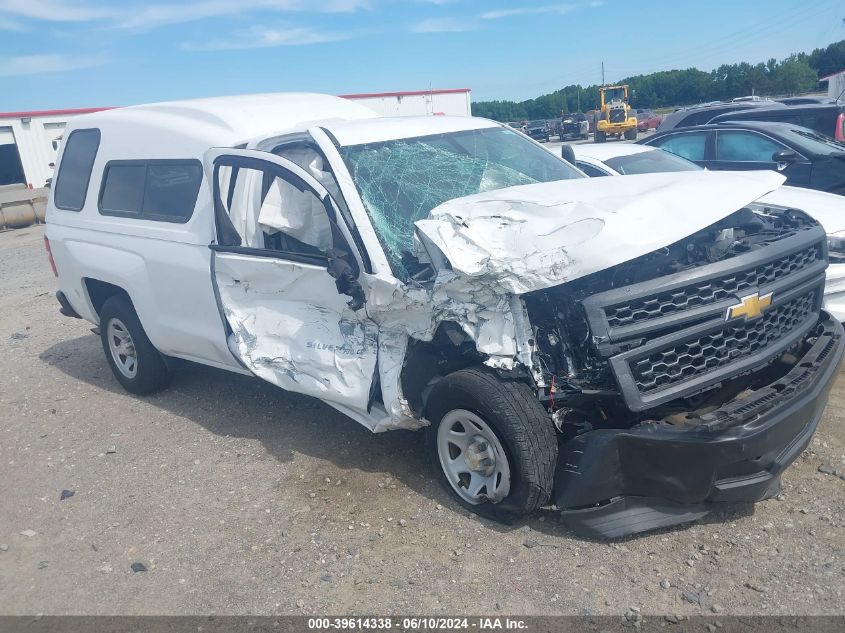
[727,292,773,321]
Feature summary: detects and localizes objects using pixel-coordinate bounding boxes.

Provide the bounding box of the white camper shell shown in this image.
[46,93,844,538]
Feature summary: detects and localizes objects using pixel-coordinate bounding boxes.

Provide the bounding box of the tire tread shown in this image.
[427,368,557,520]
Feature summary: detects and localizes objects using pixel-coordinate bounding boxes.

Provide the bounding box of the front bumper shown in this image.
[555,312,844,539]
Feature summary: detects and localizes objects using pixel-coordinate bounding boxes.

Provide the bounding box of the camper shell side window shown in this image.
[97,159,203,223]
[53,128,101,211]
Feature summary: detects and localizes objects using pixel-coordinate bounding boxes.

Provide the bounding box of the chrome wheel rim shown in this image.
[436,409,511,505]
[107,318,137,379]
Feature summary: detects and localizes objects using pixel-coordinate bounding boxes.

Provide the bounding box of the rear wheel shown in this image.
[595,131,606,143]
[99,296,172,395]
[426,368,557,523]
[625,128,638,141]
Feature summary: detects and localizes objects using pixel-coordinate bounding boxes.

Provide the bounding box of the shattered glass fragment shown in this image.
[341,127,580,280]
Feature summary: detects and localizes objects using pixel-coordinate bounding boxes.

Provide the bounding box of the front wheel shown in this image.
[625,128,638,141]
[595,131,606,143]
[426,368,557,523]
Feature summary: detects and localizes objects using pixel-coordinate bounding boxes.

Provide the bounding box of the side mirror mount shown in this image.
[326,247,366,311]
[561,144,576,165]
[772,149,798,167]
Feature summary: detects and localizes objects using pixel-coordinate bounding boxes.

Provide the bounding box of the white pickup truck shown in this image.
[45,93,844,538]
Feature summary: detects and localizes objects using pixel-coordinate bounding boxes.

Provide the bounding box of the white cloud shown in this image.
[0,15,26,29]
[114,0,370,30]
[183,24,351,50]
[0,53,106,76]
[411,17,475,32]
[481,3,599,19]
[0,0,370,30]
[0,0,115,22]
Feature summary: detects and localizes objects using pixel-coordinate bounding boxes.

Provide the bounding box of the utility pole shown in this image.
[601,61,605,86]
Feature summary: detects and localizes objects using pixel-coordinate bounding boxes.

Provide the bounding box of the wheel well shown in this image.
[84,278,130,317]
[400,322,484,418]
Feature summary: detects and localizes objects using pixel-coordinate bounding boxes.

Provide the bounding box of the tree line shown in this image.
[473,40,845,122]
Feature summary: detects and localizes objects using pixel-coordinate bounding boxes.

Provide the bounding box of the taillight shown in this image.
[836,113,845,142]
[44,236,58,277]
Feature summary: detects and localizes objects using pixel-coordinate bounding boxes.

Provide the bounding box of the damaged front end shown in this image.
[334,130,841,535]
[520,204,844,537]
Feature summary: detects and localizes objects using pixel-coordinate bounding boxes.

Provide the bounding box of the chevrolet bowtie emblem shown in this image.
[727,292,773,321]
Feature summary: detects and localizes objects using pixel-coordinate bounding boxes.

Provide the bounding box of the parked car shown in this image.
[524,119,550,142]
[641,121,845,194]
[558,113,589,140]
[710,102,845,141]
[636,110,663,132]
[45,93,844,538]
[657,100,785,132]
[561,142,845,319]
[659,100,845,140]
[777,96,841,106]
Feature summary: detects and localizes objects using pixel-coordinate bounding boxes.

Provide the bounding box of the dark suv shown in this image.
[657,101,786,132]
[711,102,845,141]
[659,100,845,141]
[641,120,845,194]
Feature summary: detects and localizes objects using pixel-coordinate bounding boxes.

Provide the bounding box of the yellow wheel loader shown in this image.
[595,85,638,142]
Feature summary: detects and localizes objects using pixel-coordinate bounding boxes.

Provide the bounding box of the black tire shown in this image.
[595,131,606,143]
[425,368,557,523]
[99,295,172,395]
[624,128,638,141]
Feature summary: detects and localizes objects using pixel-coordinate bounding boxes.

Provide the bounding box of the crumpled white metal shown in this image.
[415,170,786,295]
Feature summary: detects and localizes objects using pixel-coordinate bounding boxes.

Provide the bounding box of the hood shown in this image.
[414,170,786,295]
[759,185,845,235]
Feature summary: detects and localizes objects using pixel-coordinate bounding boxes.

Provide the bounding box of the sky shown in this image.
[0,0,843,111]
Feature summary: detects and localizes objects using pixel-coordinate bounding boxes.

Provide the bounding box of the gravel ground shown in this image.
[0,225,843,616]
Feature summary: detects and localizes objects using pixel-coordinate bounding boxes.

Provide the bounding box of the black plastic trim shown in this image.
[613,277,824,411]
[582,225,825,345]
[579,225,828,410]
[56,291,82,319]
[209,244,328,268]
[556,312,844,538]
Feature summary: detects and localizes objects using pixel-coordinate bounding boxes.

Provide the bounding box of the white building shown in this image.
[337,88,471,118]
[821,69,845,101]
[0,89,472,188]
[0,107,105,189]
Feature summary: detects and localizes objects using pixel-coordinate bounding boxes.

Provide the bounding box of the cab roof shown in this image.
[66,93,380,154]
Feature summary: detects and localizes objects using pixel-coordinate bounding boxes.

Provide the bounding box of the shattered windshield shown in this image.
[340,126,582,280]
